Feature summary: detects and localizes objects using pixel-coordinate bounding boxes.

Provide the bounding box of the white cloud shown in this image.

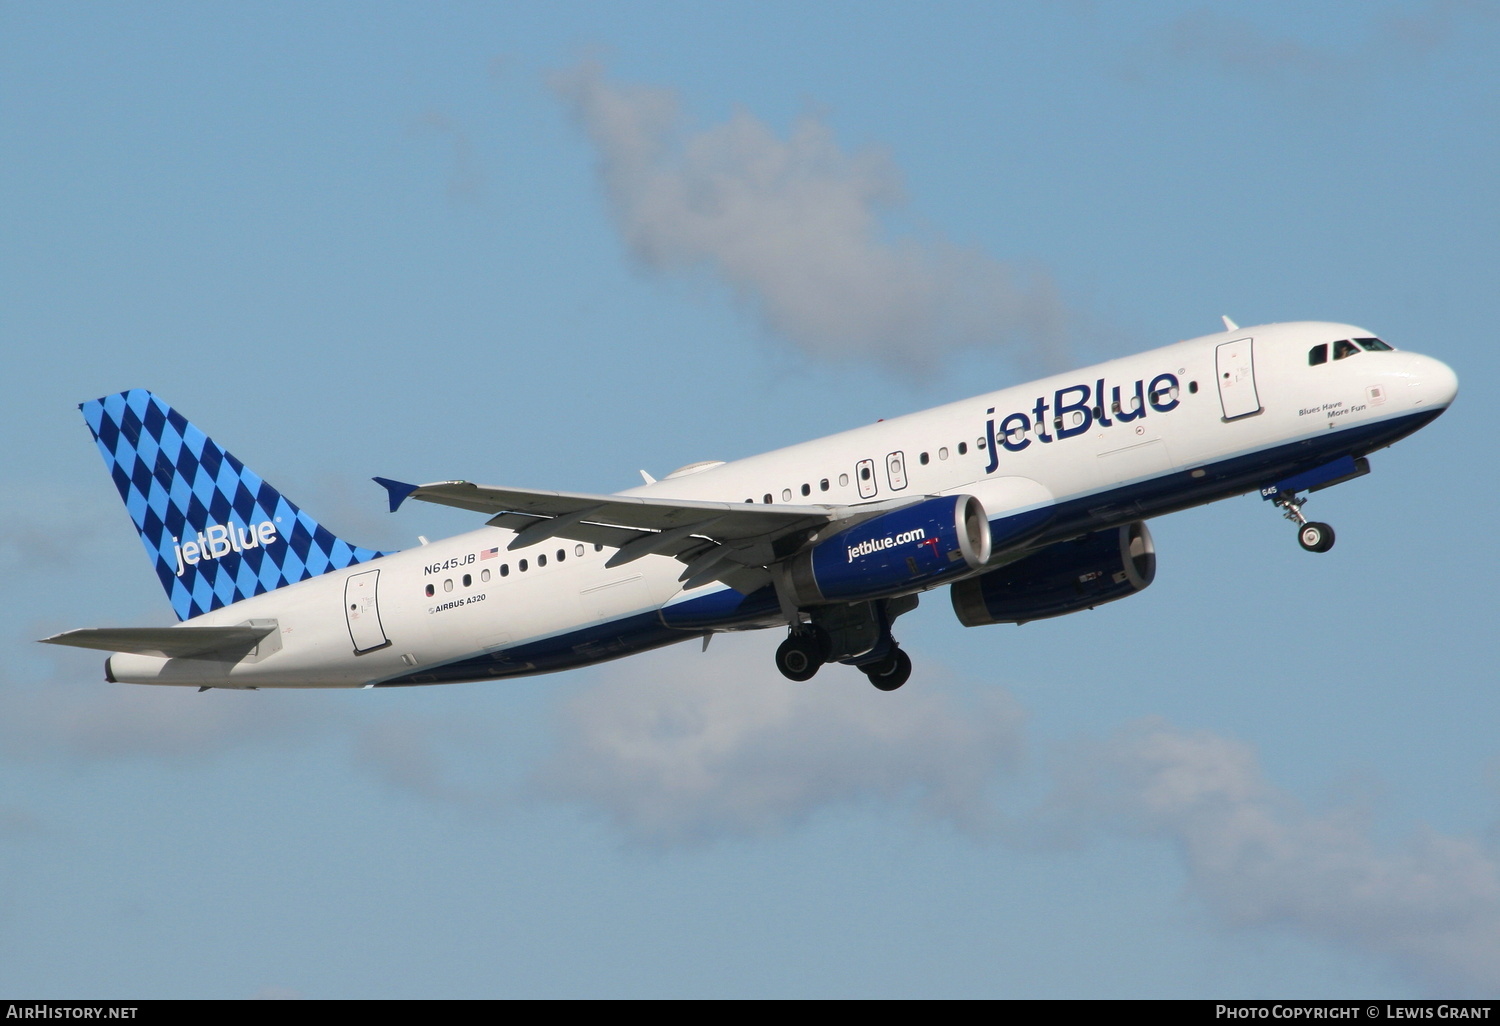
[411,109,486,205]
[0,805,44,841]
[1136,2,1494,85]
[0,665,325,763]
[529,636,1024,847]
[15,628,1500,993]
[552,62,1071,373]
[1045,719,1500,996]
[1159,9,1336,78]
[4,648,506,811]
[351,716,508,811]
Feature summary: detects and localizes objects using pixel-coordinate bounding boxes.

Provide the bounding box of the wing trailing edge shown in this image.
[372,477,923,593]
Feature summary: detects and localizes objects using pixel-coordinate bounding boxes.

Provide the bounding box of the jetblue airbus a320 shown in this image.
[44,320,1457,692]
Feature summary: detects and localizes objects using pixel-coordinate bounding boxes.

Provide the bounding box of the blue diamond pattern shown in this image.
[81,389,390,621]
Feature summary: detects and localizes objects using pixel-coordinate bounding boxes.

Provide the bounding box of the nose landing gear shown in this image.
[1297,520,1335,553]
[1271,490,1336,553]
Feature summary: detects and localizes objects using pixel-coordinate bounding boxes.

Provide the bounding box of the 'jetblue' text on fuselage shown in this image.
[985,373,1181,473]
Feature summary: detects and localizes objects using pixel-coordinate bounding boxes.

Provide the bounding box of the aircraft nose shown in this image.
[1414,353,1459,408]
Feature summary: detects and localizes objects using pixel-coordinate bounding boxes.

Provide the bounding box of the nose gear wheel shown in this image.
[1272,490,1336,554]
[1298,521,1335,553]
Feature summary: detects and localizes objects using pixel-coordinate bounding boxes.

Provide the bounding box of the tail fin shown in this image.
[83,389,388,621]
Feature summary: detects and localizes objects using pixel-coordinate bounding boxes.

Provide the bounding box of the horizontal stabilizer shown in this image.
[40,624,277,660]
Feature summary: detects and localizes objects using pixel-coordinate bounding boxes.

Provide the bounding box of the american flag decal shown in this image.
[480,547,499,559]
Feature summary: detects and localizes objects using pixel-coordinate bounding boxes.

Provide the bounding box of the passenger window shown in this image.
[1309,344,1328,366]
[481,569,490,582]
[919,452,929,465]
[462,573,472,587]
[801,483,810,497]
[939,447,949,460]
[557,548,565,562]
[958,442,968,455]
[976,437,986,450]
[443,579,454,593]
[782,488,793,501]
[538,553,547,567]
[575,544,585,557]
[839,473,849,486]
[1189,381,1199,393]
[860,466,871,480]
[820,479,829,491]
[764,493,772,504]
[1334,339,1360,360]
[425,584,434,597]
[501,564,510,577]
[519,559,528,572]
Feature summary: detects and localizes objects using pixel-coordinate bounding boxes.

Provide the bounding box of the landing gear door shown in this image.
[856,458,878,499]
[1216,338,1262,420]
[345,569,390,655]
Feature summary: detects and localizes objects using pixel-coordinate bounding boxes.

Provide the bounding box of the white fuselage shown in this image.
[107,321,1458,688]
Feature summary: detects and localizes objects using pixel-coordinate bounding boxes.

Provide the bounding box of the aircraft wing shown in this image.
[374,477,916,592]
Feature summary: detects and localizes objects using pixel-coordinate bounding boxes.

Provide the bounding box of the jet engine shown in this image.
[787,494,991,605]
[950,521,1155,626]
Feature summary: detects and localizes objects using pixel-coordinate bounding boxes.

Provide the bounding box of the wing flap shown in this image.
[375,477,929,593]
[381,478,834,540]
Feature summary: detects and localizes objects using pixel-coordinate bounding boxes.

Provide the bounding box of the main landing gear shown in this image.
[773,598,915,691]
[1270,490,1336,553]
[775,626,829,683]
[860,647,912,692]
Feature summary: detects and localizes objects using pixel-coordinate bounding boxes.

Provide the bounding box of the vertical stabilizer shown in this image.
[83,389,388,621]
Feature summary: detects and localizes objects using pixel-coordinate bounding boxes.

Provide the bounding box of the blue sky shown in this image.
[3,1,1499,998]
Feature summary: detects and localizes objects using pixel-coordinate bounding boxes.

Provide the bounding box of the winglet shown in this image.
[1222,315,1239,331]
[373,477,421,514]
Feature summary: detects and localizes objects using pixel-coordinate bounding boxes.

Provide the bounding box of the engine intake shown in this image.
[788,494,991,605]
[950,521,1155,626]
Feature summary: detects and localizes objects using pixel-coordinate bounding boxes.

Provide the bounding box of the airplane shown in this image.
[42,319,1457,692]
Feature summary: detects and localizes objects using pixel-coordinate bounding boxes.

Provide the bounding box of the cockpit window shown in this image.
[1355,337,1393,352]
[1333,339,1361,360]
[1308,344,1328,366]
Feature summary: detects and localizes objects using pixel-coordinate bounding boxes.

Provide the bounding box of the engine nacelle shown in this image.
[950,521,1155,626]
[788,494,991,605]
